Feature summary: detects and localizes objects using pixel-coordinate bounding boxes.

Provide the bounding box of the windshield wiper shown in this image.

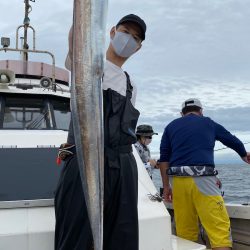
[26,110,48,129]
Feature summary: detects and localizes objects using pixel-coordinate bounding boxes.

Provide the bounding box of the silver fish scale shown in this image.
[71,0,108,249]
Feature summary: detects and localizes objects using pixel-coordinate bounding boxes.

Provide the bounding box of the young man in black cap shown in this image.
[55,14,146,250]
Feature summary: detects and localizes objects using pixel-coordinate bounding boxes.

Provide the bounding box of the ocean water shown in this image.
[151,164,250,204]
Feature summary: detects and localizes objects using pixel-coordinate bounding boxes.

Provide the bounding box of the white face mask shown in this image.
[111,31,139,58]
[144,138,152,146]
[141,137,152,146]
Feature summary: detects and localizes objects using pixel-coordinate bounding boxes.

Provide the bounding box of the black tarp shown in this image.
[0,147,61,201]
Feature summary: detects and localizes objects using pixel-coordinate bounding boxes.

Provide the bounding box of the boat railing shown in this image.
[16,25,36,51]
[0,47,56,91]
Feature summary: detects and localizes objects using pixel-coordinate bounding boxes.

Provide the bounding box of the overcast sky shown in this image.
[1,0,250,163]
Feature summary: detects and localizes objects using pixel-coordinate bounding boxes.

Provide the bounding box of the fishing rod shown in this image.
[214,142,250,152]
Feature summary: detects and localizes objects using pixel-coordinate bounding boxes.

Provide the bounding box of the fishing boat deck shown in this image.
[172,236,206,250]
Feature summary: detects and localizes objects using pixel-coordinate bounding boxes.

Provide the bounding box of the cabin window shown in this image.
[3,96,47,129]
[0,94,70,130]
[51,98,71,130]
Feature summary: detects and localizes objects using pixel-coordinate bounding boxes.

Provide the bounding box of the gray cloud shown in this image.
[2,0,250,80]
[139,106,250,133]
[135,75,250,143]
[206,107,250,132]
[124,0,250,81]
[0,0,72,68]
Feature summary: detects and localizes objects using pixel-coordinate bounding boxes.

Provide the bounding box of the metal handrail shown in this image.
[16,25,36,50]
[0,47,56,91]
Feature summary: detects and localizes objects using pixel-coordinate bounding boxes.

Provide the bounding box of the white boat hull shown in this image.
[0,145,206,250]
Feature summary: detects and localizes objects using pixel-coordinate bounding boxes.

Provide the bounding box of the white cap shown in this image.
[182,98,202,110]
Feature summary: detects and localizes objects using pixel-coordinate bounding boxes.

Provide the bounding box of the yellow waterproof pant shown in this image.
[171,176,232,248]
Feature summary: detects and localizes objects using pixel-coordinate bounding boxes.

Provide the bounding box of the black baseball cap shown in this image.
[116,14,146,41]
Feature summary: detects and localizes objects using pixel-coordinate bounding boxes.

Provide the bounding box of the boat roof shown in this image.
[0,60,69,85]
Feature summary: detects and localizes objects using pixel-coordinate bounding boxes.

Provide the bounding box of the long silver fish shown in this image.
[71,0,108,249]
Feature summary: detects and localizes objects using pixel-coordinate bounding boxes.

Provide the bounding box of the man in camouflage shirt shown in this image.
[134,124,158,178]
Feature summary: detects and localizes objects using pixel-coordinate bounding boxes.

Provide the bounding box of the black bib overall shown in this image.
[54,72,140,250]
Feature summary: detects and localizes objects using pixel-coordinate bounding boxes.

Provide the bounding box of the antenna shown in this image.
[22,0,35,61]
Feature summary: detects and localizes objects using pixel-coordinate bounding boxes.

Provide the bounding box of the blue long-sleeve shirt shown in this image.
[160,114,246,167]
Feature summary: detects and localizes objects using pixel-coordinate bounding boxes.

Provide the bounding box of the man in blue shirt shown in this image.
[159,98,250,250]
